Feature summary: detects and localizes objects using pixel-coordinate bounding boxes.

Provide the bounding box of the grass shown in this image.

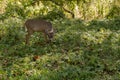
[0,18,120,80]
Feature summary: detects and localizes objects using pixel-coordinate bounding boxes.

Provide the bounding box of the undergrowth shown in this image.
[0,18,120,80]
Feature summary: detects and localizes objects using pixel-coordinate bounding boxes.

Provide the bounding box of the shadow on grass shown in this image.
[87,18,120,31]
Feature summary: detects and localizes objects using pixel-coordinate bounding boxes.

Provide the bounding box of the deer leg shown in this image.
[25,34,30,44]
[44,32,48,43]
[25,30,33,45]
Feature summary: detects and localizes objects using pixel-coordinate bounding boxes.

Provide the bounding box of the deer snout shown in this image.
[48,32,54,41]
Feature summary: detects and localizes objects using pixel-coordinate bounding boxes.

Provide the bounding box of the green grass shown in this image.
[0,18,120,80]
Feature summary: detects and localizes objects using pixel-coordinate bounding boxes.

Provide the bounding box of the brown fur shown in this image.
[24,19,54,44]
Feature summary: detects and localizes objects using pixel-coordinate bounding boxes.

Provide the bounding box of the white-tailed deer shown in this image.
[24,19,54,44]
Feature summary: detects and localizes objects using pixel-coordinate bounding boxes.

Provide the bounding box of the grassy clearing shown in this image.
[0,18,120,80]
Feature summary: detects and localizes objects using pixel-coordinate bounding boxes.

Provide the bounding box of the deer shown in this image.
[24,19,54,45]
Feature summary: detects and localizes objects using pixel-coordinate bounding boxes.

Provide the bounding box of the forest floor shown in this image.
[0,18,120,80]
